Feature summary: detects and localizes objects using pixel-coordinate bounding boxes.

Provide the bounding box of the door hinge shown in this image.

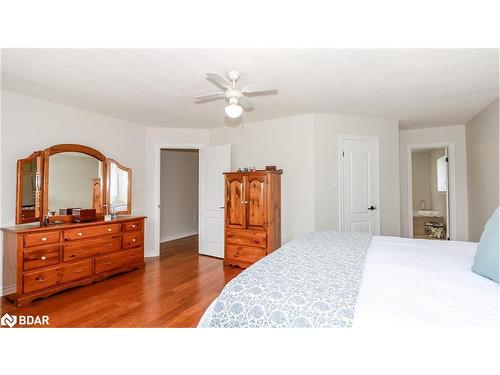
[445,157,448,162]
[342,151,345,157]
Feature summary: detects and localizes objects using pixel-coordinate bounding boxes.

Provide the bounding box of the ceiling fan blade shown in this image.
[241,82,277,94]
[206,72,231,90]
[238,96,255,110]
[194,92,225,102]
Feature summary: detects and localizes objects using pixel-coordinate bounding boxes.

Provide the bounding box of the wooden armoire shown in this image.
[223,169,282,268]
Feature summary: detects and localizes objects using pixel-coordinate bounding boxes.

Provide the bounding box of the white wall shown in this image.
[400,125,469,240]
[210,113,400,242]
[313,113,400,236]
[210,114,315,243]
[465,97,499,241]
[160,149,199,242]
[428,148,447,219]
[144,126,209,256]
[412,152,431,210]
[1,89,148,294]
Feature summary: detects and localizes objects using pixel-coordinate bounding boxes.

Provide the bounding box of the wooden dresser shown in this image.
[224,170,282,268]
[1,216,145,306]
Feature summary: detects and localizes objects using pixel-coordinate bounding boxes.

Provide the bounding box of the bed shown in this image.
[198,231,498,327]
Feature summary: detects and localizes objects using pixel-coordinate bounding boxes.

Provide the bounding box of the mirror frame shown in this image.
[106,158,132,215]
[16,151,43,224]
[42,144,107,220]
[15,144,134,225]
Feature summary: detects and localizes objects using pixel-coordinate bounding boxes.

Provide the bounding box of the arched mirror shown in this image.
[15,144,133,224]
[107,159,132,215]
[43,144,107,217]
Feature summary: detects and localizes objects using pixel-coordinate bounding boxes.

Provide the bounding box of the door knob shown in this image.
[368,206,376,211]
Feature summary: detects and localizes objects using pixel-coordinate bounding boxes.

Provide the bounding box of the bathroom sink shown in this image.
[414,210,442,217]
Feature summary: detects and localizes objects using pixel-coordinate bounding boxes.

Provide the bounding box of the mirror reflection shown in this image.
[20,157,40,220]
[108,160,131,214]
[48,152,103,214]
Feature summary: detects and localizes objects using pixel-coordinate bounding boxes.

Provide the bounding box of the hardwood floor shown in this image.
[0,235,242,328]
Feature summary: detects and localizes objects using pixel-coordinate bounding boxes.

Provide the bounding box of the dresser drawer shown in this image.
[226,244,266,263]
[64,224,120,241]
[23,259,93,294]
[95,248,143,274]
[122,220,142,232]
[122,231,143,249]
[23,231,60,248]
[226,229,267,248]
[63,235,121,261]
[23,245,61,271]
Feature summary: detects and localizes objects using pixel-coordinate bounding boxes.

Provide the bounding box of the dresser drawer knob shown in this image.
[104,261,113,265]
[107,228,112,232]
[131,238,136,242]
[41,237,47,242]
[36,276,47,282]
[77,232,83,236]
[131,225,136,229]
[74,268,84,273]
[40,255,47,260]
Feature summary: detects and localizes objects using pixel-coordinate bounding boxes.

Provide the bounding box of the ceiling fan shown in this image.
[194,70,277,119]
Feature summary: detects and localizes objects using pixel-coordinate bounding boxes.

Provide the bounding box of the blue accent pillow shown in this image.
[472,207,499,283]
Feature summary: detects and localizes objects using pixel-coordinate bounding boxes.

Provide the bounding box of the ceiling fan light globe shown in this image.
[225,103,243,118]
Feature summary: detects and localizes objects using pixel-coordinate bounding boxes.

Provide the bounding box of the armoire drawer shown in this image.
[226,244,266,263]
[94,248,143,274]
[63,235,121,261]
[23,231,60,248]
[226,229,267,248]
[23,259,93,294]
[63,223,120,241]
[23,245,61,271]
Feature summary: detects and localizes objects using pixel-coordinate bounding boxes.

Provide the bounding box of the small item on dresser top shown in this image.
[58,207,78,216]
[72,208,97,222]
[265,165,277,171]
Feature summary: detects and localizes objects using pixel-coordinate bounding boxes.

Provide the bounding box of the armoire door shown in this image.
[225,174,246,229]
[246,173,267,230]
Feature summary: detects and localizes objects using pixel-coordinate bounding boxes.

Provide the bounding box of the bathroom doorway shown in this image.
[409,146,451,240]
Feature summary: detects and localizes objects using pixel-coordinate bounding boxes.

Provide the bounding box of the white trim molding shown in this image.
[160,230,198,244]
[153,143,204,258]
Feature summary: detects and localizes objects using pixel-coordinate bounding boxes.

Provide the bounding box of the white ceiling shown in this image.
[1,49,498,129]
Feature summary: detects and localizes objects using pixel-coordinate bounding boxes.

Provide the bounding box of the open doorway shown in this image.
[159,149,199,257]
[409,146,450,240]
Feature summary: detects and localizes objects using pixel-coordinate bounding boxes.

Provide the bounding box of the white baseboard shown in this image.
[144,250,157,258]
[161,230,198,243]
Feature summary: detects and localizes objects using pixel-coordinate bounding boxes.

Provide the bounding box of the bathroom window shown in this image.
[437,155,447,192]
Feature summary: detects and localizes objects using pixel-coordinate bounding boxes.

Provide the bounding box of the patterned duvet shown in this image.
[206,231,373,328]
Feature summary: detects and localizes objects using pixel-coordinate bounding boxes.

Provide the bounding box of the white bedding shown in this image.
[199,235,498,327]
[356,236,498,326]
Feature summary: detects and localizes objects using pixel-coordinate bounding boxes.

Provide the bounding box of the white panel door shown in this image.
[199,145,231,257]
[341,137,379,234]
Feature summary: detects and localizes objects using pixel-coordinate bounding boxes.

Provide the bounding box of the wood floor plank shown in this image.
[0,235,242,328]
